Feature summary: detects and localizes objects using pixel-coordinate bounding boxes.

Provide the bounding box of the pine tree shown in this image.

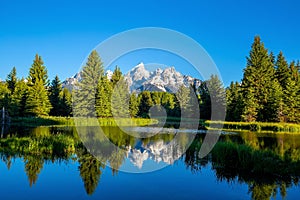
[138,91,153,118]
[275,52,290,88]
[111,66,122,87]
[283,76,299,123]
[205,75,226,120]
[28,54,49,86]
[95,77,112,117]
[10,79,28,116]
[74,50,104,117]
[60,88,72,116]
[0,82,10,109]
[161,92,176,116]
[49,75,62,116]
[175,85,191,113]
[111,77,129,118]
[25,54,52,116]
[226,82,243,121]
[241,36,276,122]
[129,93,139,117]
[6,67,17,94]
[25,81,52,116]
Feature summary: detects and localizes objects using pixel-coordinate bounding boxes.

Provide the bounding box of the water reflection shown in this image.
[1,126,300,199]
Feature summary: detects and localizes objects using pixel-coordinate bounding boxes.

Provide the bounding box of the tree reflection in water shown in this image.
[0,126,300,199]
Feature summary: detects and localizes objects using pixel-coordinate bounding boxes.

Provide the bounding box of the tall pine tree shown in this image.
[241,36,278,122]
[25,54,52,116]
[74,50,104,117]
[49,75,63,116]
[6,67,17,94]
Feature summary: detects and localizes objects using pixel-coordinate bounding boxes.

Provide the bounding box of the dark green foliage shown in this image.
[199,75,226,120]
[74,50,104,117]
[60,88,72,116]
[241,36,272,121]
[275,51,290,88]
[176,85,191,111]
[25,82,52,116]
[10,79,28,116]
[49,75,62,116]
[110,66,122,86]
[24,156,44,187]
[0,82,10,110]
[95,76,112,117]
[6,67,17,93]
[129,93,139,117]
[239,36,285,122]
[111,77,129,118]
[138,91,153,118]
[28,54,49,86]
[24,54,52,116]
[78,152,105,195]
[226,82,243,121]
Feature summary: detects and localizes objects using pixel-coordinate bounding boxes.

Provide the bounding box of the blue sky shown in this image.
[0,0,300,86]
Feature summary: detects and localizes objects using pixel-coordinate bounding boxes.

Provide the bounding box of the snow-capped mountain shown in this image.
[62,72,82,91]
[62,62,201,92]
[124,63,201,93]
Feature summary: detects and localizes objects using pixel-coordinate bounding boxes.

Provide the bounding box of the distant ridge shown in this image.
[62,62,201,92]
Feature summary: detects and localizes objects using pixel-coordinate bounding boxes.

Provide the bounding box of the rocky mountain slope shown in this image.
[62,62,201,93]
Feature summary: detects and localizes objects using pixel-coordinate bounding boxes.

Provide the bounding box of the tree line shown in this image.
[0,36,299,123]
[0,54,72,117]
[226,36,300,123]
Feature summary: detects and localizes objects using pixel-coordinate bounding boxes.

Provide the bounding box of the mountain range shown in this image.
[62,62,201,93]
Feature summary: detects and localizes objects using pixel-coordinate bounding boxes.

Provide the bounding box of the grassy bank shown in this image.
[10,117,158,127]
[9,117,300,133]
[205,121,300,133]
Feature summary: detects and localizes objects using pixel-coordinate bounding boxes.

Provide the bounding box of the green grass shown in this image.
[11,117,157,127]
[10,116,300,133]
[205,121,300,133]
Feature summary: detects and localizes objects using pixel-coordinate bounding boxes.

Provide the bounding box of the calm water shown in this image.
[1,126,300,200]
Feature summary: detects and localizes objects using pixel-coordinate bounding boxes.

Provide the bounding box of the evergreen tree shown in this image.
[129,92,139,117]
[241,36,277,122]
[0,82,10,109]
[60,88,72,116]
[28,54,49,86]
[6,67,17,94]
[111,66,122,86]
[25,54,52,116]
[275,52,290,88]
[25,81,52,116]
[49,75,62,116]
[226,82,243,121]
[111,77,129,118]
[95,77,112,117]
[282,63,300,123]
[161,92,176,116]
[74,50,104,117]
[138,91,153,118]
[10,79,28,116]
[199,75,226,120]
[175,85,191,114]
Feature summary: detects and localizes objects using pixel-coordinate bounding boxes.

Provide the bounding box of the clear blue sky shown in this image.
[1,0,300,86]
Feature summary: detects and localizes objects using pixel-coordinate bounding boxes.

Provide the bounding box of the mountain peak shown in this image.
[125,65,200,93]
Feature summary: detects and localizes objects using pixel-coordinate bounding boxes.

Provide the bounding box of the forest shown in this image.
[0,36,299,123]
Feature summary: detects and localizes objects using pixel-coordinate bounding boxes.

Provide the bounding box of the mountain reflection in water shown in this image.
[1,126,300,199]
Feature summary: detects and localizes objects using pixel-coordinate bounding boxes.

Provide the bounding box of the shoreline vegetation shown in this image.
[1,126,300,198]
[8,116,300,133]
[1,36,299,127]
